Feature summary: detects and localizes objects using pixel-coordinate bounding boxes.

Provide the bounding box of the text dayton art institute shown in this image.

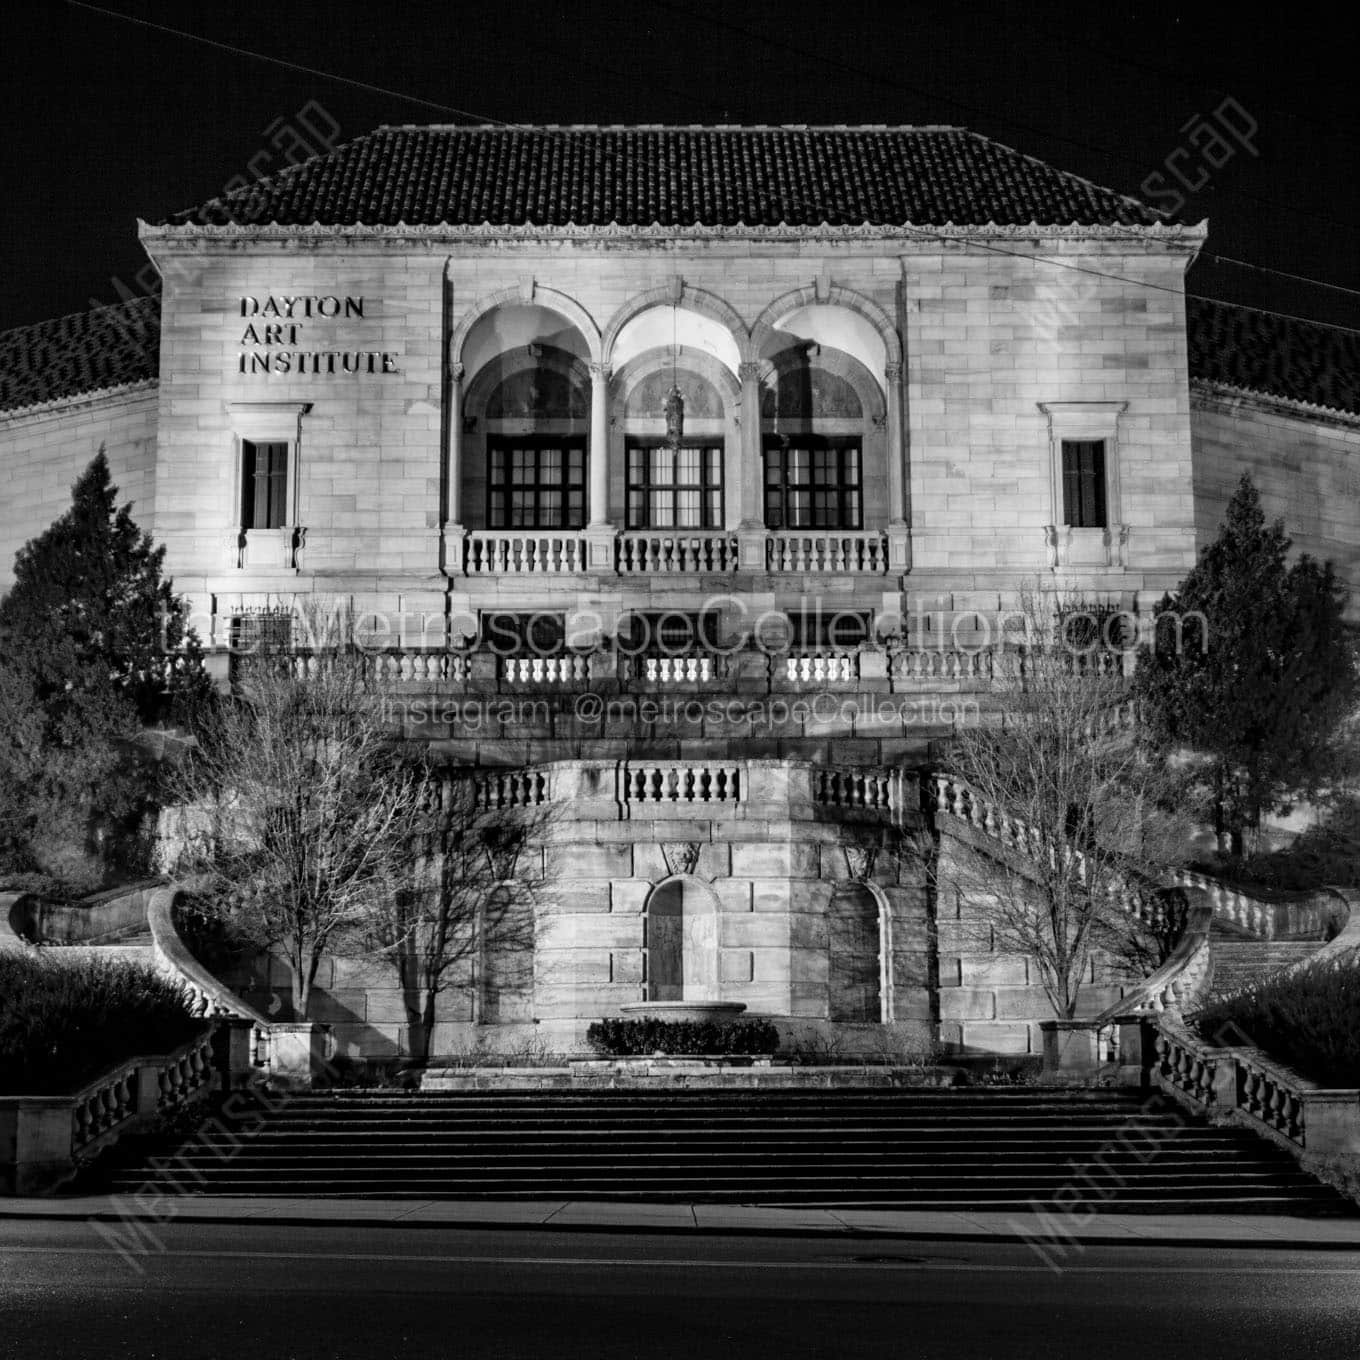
[235,294,401,375]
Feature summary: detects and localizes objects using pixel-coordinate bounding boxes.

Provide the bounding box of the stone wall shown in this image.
[0,388,157,589]
[934,815,1130,1056]
[1192,386,1360,620]
[135,231,1200,641]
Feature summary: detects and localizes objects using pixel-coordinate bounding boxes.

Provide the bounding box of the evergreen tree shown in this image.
[0,450,211,887]
[0,449,209,732]
[1135,474,1357,854]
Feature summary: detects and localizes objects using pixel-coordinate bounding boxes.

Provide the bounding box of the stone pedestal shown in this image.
[1039,1020,1101,1080]
[214,1017,262,1089]
[267,1023,332,1089]
[1300,1092,1360,1157]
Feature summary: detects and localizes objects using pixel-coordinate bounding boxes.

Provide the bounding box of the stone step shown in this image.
[103,1085,1349,1213]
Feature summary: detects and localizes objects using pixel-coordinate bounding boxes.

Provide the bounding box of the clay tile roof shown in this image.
[0,297,160,414]
[162,124,1170,230]
[1188,297,1360,417]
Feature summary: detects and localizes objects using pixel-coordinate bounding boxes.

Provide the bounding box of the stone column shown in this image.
[885,359,911,573]
[584,361,617,572]
[441,360,465,576]
[736,360,766,570]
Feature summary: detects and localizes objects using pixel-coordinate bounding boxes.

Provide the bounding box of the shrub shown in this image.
[1194,952,1360,1088]
[0,953,206,1095]
[586,1017,780,1057]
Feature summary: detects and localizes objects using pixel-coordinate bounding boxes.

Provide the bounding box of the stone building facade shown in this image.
[2,126,1355,1058]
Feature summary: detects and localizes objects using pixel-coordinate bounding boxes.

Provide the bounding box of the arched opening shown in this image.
[614,349,736,531]
[457,304,595,534]
[827,883,885,1022]
[645,877,719,1002]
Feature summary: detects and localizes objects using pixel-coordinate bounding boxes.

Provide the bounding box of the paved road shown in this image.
[3,1220,1360,1359]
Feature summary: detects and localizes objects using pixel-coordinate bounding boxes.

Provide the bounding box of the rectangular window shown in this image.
[763,440,862,529]
[241,440,289,530]
[480,612,566,656]
[791,609,872,650]
[626,442,724,529]
[1061,439,1107,529]
[487,439,586,529]
[618,609,724,656]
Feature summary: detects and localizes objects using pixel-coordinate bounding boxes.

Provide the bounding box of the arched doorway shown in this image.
[827,883,884,1022]
[645,877,719,1002]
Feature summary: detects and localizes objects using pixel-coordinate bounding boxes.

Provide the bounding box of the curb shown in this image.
[4,1205,1360,1251]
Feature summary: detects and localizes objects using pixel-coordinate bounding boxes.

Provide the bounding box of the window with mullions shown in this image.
[241,440,289,530]
[626,443,723,529]
[1061,440,1108,529]
[763,440,862,529]
[487,440,586,529]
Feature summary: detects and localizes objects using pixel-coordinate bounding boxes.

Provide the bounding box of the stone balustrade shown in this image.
[502,654,590,686]
[1091,896,1215,1027]
[785,651,858,683]
[452,529,900,575]
[147,888,273,1072]
[617,763,743,806]
[1150,1018,1360,1160]
[472,769,549,809]
[890,648,994,684]
[766,531,887,573]
[1,1028,218,1194]
[1168,868,1332,941]
[465,531,587,574]
[617,532,739,574]
[813,767,897,815]
[619,652,731,684]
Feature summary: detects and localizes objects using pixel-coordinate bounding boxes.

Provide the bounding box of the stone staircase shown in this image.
[102,1087,1349,1212]
[1209,925,1326,999]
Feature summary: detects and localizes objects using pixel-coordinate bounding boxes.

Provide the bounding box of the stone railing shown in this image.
[1168,868,1333,941]
[619,652,733,685]
[501,655,591,686]
[1091,895,1215,1025]
[766,531,887,573]
[1150,1019,1225,1114]
[147,888,272,1072]
[0,1027,217,1195]
[472,769,550,810]
[289,649,469,685]
[465,531,587,575]
[618,763,743,806]
[617,532,738,574]
[785,651,858,683]
[1151,1018,1360,1161]
[890,649,995,684]
[812,767,899,816]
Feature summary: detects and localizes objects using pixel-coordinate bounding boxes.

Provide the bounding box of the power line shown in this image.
[62,1,1360,330]
[66,1,524,126]
[902,227,1360,337]
[641,0,1360,240]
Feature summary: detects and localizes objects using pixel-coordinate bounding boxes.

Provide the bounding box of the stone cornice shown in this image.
[139,218,1207,251]
[1190,378,1360,432]
[0,378,158,423]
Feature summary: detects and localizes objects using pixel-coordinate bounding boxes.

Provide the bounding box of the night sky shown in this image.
[2,1,1357,331]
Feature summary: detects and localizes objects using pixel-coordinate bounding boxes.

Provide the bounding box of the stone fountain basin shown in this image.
[618,1001,748,1023]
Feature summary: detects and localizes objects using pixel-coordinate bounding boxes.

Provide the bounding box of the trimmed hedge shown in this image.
[0,953,206,1096]
[586,1017,780,1057]
[1194,953,1360,1088]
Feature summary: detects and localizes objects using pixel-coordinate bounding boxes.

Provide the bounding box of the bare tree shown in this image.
[367,769,549,1064]
[169,612,424,1019]
[940,582,1187,1020]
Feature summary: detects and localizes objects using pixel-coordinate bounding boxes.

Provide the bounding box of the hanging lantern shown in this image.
[664,382,685,448]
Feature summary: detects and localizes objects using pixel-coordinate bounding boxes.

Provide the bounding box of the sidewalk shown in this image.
[3,1195,1360,1249]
